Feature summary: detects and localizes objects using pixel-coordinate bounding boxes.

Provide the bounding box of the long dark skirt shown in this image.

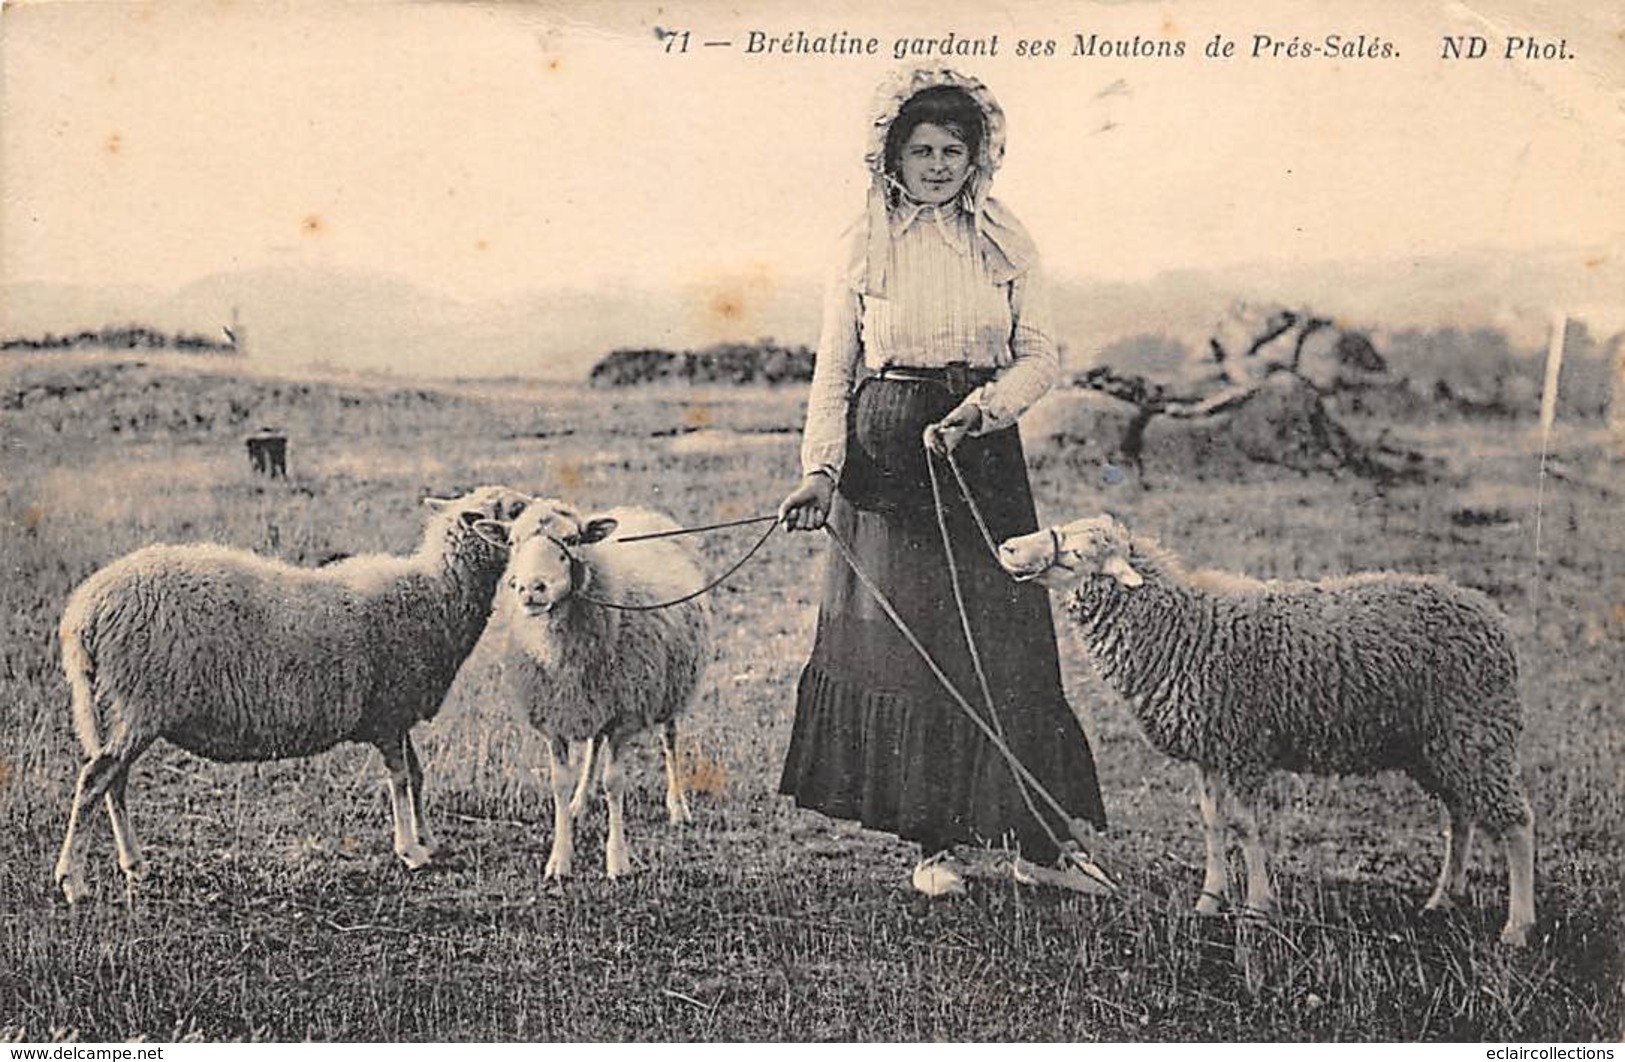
[779,376,1107,864]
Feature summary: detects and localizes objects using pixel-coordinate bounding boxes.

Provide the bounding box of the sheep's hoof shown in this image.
[605,847,633,880]
[1499,922,1532,947]
[1195,890,1226,916]
[1422,891,1460,913]
[397,846,435,871]
[544,854,572,880]
[911,857,967,898]
[667,797,693,825]
[56,872,91,906]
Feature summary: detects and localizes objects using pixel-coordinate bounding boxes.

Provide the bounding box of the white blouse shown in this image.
[799,201,1060,478]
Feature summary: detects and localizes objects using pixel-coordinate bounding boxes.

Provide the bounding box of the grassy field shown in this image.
[1,353,1620,1041]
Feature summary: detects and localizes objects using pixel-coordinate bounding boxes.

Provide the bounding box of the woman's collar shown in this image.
[890,190,968,234]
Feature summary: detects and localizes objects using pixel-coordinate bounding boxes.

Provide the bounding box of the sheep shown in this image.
[997,514,1536,945]
[53,484,531,903]
[475,497,711,881]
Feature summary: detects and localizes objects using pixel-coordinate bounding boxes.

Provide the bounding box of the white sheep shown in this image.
[53,484,531,903]
[998,514,1536,945]
[476,498,711,881]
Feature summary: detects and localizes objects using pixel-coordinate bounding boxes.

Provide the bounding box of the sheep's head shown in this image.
[997,514,1142,591]
[426,485,531,551]
[481,497,619,614]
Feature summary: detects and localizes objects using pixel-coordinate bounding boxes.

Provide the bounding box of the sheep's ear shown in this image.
[1103,555,1143,588]
[424,496,452,513]
[471,519,511,548]
[578,517,619,545]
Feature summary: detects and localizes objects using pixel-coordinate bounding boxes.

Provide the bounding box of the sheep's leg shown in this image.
[105,766,148,884]
[567,735,600,821]
[1195,768,1229,916]
[1424,804,1474,911]
[1490,793,1536,946]
[1499,820,1536,946]
[402,733,438,857]
[55,734,148,904]
[543,736,575,880]
[1231,791,1274,915]
[602,737,633,879]
[55,757,114,903]
[379,737,432,869]
[660,719,691,825]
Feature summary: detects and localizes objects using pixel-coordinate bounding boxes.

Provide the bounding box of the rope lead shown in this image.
[823,520,1111,885]
[577,517,780,612]
[563,470,1114,889]
[926,448,1059,857]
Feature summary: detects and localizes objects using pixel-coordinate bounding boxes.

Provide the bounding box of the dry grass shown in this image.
[0,355,1619,1041]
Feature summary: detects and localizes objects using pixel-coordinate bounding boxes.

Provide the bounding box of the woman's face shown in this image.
[898,122,972,206]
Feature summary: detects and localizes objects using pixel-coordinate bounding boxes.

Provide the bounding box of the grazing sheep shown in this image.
[997,514,1535,945]
[476,498,711,881]
[53,485,531,903]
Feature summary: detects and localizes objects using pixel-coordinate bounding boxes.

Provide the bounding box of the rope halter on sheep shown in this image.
[995,516,1145,590]
[478,510,782,613]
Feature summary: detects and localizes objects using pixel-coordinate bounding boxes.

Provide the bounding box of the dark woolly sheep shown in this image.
[998,514,1535,945]
[54,485,530,903]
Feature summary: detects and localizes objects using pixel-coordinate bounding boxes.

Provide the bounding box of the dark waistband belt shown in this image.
[872,363,995,392]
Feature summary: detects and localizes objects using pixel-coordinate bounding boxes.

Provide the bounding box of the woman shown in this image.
[777,68,1109,895]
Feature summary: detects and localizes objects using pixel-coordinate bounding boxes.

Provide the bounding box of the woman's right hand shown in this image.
[778,472,836,532]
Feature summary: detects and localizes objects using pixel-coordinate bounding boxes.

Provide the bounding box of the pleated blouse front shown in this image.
[800,201,1059,479]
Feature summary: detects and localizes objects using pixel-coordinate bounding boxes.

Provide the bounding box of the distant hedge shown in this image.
[2,324,238,355]
[589,341,815,387]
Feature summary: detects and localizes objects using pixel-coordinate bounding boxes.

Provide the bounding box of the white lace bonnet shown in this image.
[850,67,1038,298]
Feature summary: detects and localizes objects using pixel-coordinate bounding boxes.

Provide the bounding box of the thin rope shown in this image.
[945,449,1003,562]
[926,447,1063,858]
[570,480,1105,877]
[612,513,780,543]
[578,519,779,612]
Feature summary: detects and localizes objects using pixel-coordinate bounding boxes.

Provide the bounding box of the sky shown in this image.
[2,0,1621,319]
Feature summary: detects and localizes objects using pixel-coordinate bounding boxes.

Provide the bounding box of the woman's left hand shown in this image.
[924,398,983,455]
